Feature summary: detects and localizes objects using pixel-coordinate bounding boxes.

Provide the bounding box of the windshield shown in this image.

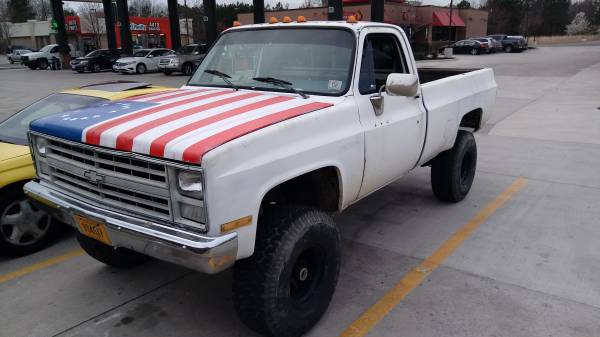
[179,45,197,55]
[188,28,355,96]
[85,50,102,57]
[0,93,107,145]
[40,45,54,52]
[133,49,150,57]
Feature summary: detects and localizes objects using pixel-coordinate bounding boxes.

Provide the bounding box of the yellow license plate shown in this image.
[74,214,111,245]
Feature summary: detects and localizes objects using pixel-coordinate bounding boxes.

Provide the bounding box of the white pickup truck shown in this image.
[25,21,496,337]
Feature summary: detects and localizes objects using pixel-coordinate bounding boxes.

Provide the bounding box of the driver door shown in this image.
[356,28,426,198]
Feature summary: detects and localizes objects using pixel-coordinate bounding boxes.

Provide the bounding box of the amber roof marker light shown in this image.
[297,15,307,22]
[282,16,292,23]
[347,15,358,23]
[232,21,241,27]
[269,16,279,24]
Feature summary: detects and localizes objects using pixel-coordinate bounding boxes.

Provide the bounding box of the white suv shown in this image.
[21,44,75,70]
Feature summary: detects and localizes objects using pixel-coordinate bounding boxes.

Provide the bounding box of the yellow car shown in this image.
[0,81,174,255]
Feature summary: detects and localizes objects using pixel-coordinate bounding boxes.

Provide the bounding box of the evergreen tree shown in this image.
[7,0,34,22]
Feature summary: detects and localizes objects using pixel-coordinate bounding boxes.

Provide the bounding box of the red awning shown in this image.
[432,11,466,27]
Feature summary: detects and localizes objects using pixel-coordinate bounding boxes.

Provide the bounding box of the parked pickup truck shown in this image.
[25,21,496,337]
[21,44,75,70]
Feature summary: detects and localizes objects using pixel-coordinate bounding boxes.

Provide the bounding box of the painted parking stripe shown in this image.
[338,177,528,337]
[0,249,84,284]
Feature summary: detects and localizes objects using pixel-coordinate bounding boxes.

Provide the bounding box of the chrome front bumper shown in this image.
[24,181,237,274]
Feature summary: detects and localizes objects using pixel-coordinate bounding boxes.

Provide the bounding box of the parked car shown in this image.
[0,82,174,256]
[158,43,207,76]
[26,21,496,337]
[7,49,32,63]
[488,34,527,53]
[471,37,497,53]
[21,44,76,70]
[70,48,124,73]
[439,39,487,55]
[113,48,173,74]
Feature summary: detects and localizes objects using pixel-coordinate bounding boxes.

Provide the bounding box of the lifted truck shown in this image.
[25,21,496,337]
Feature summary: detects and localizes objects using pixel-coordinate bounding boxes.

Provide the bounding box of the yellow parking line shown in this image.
[0,249,84,284]
[339,177,528,337]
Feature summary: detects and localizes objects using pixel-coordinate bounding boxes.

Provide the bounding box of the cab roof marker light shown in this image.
[269,17,279,24]
[282,16,292,23]
[297,16,307,22]
[347,15,358,23]
[232,21,241,27]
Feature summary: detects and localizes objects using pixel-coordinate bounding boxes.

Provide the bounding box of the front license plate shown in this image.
[74,214,111,245]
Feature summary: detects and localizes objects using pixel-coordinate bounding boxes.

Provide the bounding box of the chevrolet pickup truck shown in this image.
[25,20,496,337]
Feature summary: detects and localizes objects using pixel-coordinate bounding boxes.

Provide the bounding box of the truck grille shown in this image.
[159,58,171,65]
[44,138,172,219]
[21,56,29,61]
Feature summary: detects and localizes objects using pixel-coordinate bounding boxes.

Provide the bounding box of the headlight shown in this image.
[80,60,89,65]
[35,137,48,157]
[177,170,203,199]
[170,59,179,64]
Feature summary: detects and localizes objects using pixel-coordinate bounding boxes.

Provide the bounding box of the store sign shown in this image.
[130,21,161,32]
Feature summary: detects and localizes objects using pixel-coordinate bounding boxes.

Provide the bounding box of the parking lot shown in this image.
[1,42,600,337]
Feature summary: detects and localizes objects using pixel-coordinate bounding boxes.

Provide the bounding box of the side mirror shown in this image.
[385,73,419,97]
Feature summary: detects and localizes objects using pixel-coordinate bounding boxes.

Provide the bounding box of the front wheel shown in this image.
[77,233,149,268]
[0,185,56,256]
[504,45,513,53]
[136,63,146,74]
[470,48,479,55]
[233,206,341,337]
[92,63,101,73]
[431,130,477,202]
[182,63,193,76]
[38,59,48,70]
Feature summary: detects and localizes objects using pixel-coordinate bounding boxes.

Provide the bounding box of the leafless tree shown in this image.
[129,0,167,17]
[33,0,51,20]
[0,0,12,51]
[79,3,104,48]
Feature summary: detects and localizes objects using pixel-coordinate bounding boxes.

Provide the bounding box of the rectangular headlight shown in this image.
[177,170,203,199]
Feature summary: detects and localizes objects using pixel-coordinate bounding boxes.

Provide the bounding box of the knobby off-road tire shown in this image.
[431,130,477,202]
[0,185,57,256]
[76,233,149,268]
[233,206,341,337]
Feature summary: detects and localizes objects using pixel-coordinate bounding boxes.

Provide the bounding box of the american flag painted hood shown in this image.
[30,87,339,164]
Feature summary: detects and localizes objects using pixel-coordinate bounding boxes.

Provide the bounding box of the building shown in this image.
[7,16,193,53]
[237,1,488,47]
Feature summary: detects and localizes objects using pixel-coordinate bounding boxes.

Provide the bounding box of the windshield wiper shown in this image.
[204,69,238,91]
[252,77,309,99]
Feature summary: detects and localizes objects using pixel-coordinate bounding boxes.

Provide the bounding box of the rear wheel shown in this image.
[0,185,57,256]
[431,130,477,202]
[92,63,101,73]
[470,48,479,55]
[77,233,150,268]
[233,206,341,337]
[504,45,513,53]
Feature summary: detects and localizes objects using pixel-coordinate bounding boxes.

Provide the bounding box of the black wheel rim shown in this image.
[290,246,325,305]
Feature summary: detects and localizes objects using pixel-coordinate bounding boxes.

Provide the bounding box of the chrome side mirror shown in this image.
[386,73,419,97]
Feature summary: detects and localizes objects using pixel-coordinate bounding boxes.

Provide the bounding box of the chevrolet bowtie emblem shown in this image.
[84,170,104,184]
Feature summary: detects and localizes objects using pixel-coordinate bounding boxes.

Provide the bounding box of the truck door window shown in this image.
[359,34,407,95]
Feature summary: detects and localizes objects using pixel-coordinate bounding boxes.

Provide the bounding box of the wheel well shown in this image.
[460,108,482,132]
[261,167,341,213]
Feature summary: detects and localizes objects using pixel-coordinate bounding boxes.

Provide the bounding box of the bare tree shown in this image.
[129,0,167,17]
[79,3,104,48]
[33,0,51,20]
[0,0,12,51]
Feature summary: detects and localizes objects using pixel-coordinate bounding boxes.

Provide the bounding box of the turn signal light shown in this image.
[297,15,307,22]
[269,16,279,24]
[347,15,358,23]
[232,21,241,27]
[282,16,292,23]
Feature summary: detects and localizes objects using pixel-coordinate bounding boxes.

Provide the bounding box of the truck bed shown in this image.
[417,67,497,165]
[417,68,481,84]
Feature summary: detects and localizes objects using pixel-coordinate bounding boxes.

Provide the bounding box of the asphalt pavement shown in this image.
[1,44,600,337]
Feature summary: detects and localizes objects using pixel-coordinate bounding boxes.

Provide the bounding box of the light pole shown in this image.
[184,0,190,44]
[448,0,453,42]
